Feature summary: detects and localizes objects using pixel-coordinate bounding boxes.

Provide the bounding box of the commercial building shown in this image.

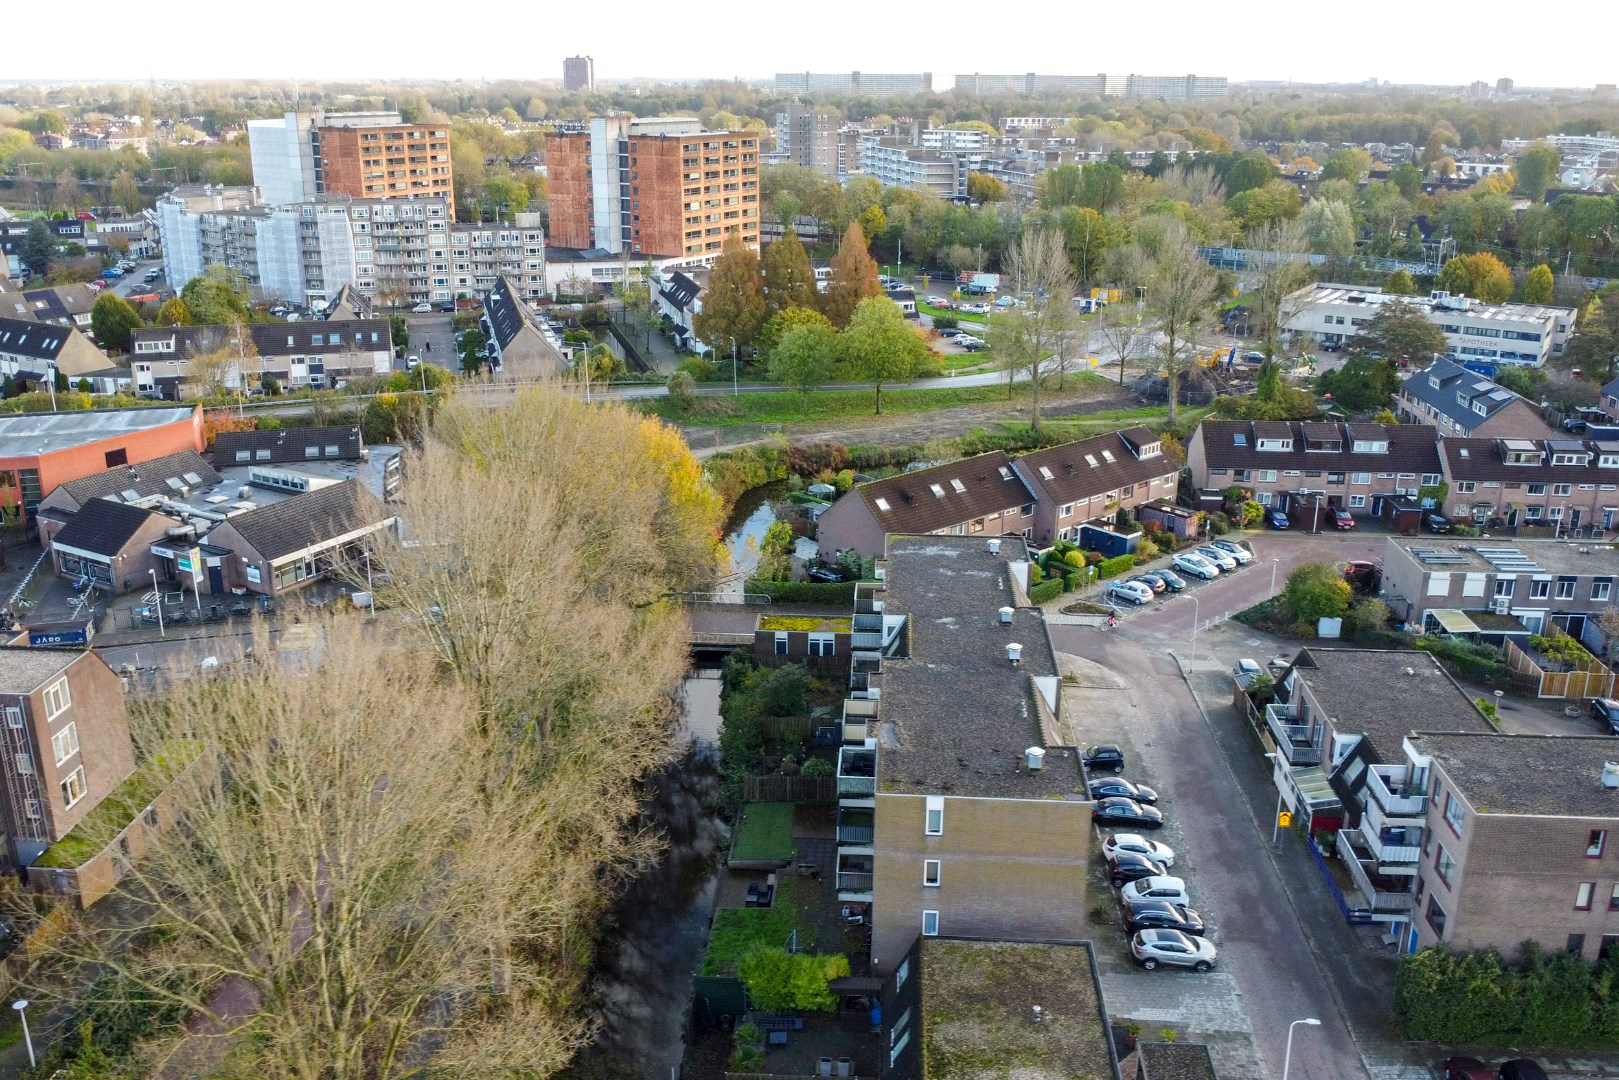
[0,649,136,871]
[839,536,1090,977]
[247,110,454,216]
[0,405,204,520]
[562,55,596,92]
[129,320,393,396]
[1396,356,1555,439]
[1282,284,1576,368]
[546,116,760,258]
[773,72,933,96]
[1186,420,1443,520]
[858,137,967,197]
[816,451,1036,560]
[1438,435,1619,532]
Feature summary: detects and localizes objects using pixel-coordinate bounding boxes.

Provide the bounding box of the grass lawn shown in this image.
[935,351,996,372]
[918,301,985,323]
[702,874,820,974]
[650,384,1033,426]
[730,801,797,863]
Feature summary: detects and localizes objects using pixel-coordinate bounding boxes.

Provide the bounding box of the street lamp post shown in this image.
[148,568,164,639]
[1281,1018,1321,1080]
[1188,592,1200,664]
[1271,557,1280,595]
[1265,751,1286,849]
[729,336,739,396]
[13,999,34,1069]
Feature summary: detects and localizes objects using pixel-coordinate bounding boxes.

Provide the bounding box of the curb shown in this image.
[1169,649,1383,1080]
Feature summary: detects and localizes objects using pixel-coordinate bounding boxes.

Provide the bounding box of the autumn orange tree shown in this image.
[820,221,882,329]
[693,229,766,355]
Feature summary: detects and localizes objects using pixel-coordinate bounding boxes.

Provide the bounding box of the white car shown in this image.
[926,295,949,307]
[411,301,433,313]
[1130,929,1218,972]
[1171,553,1220,580]
[1232,658,1263,688]
[1102,832,1176,868]
[1195,546,1238,571]
[1209,539,1254,565]
[1107,580,1153,606]
[1121,875,1189,907]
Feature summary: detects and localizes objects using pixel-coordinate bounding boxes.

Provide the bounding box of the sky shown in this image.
[4,0,1613,89]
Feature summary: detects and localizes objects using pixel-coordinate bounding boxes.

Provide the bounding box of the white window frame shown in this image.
[924,795,944,836]
[4,706,22,729]
[42,678,70,719]
[921,909,940,937]
[1348,495,1366,507]
[923,859,941,887]
[51,721,78,766]
[60,766,86,809]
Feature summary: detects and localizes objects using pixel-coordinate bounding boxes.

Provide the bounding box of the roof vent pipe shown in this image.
[1006,642,1022,665]
[999,606,1014,625]
[987,538,1001,555]
[1604,762,1619,790]
[1026,747,1045,771]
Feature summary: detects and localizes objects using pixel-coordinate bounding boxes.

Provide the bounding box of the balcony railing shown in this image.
[1342,840,1416,913]
[1265,703,1322,765]
[1356,818,1421,867]
[1367,766,1428,819]
[851,632,882,649]
[837,746,876,796]
[836,871,874,893]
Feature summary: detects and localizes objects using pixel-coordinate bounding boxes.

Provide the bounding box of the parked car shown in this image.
[1232,658,1263,688]
[1209,539,1254,564]
[1321,339,1342,352]
[1440,1059,1494,1080]
[100,268,123,279]
[406,355,421,369]
[925,295,950,307]
[936,326,965,338]
[411,301,433,312]
[958,335,988,351]
[438,301,456,312]
[1332,508,1356,530]
[1172,553,1220,580]
[1132,572,1168,593]
[1194,546,1238,571]
[1102,832,1176,868]
[1092,797,1165,830]
[1497,1061,1549,1080]
[1121,874,1189,907]
[1425,512,1452,534]
[1107,850,1169,888]
[1267,509,1291,530]
[1150,569,1186,592]
[1243,350,1266,362]
[806,565,853,584]
[1592,697,1619,733]
[1130,928,1217,972]
[1082,744,1126,773]
[1089,777,1159,805]
[1106,580,1154,606]
[1124,900,1204,936]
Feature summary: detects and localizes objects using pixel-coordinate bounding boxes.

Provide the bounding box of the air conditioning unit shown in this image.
[1492,596,1511,614]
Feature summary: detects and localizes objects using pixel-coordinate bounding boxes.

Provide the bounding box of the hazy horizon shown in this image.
[6,0,1613,90]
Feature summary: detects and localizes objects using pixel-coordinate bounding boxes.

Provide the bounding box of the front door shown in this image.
[208,564,224,593]
[1571,508,1584,530]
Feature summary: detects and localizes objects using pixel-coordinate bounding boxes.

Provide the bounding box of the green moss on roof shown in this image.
[33,741,202,870]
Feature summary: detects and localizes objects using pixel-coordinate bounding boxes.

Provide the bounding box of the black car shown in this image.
[1593,698,1619,733]
[1082,744,1126,773]
[1123,900,1206,937]
[1425,512,1452,534]
[1089,778,1160,805]
[1498,1061,1549,1080]
[1092,797,1165,830]
[1107,851,1169,888]
[806,565,853,584]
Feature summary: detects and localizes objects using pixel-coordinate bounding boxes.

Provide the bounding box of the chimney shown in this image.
[1604,762,1619,789]
[987,538,1001,555]
[999,606,1014,625]
[1006,642,1023,665]
[1026,747,1045,771]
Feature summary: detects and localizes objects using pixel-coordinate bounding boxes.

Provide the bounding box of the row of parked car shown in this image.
[1083,744,1217,973]
[1102,538,1255,607]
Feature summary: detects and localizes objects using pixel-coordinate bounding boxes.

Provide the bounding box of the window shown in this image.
[5,707,21,729]
[1352,472,1372,485]
[1557,578,1577,600]
[1257,470,1278,483]
[305,445,320,459]
[1435,844,1456,887]
[1426,896,1448,938]
[1422,473,1441,486]
[1443,792,1465,836]
[23,799,39,820]
[895,958,910,990]
[1553,483,1573,497]
[1530,579,1551,599]
[1495,578,1515,598]
[1456,481,1476,494]
[1020,503,1033,518]
[808,633,836,657]
[42,679,70,719]
[921,910,939,936]
[1595,580,1613,602]
[1059,503,1074,518]
[1588,830,1607,857]
[1427,572,1451,596]
[1462,573,1486,597]
[923,859,941,886]
[925,796,944,835]
[773,632,788,656]
[14,753,32,775]
[1603,935,1619,962]
[104,447,128,468]
[60,766,85,808]
[1349,495,1366,507]
[1610,883,1619,910]
[1528,483,1547,496]
[1569,934,1587,957]
[51,722,78,766]
[1577,881,1596,910]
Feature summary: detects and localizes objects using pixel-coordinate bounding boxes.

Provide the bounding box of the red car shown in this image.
[1440,1057,1493,1080]
[1332,508,1356,530]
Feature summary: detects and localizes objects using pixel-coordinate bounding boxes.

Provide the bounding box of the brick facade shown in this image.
[317,124,454,217]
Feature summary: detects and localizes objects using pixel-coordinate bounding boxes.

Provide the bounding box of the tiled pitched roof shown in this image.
[212,426,362,464]
[1442,437,1619,484]
[1195,420,1441,474]
[57,450,219,507]
[225,480,386,561]
[483,275,541,352]
[1014,427,1173,503]
[853,451,1034,535]
[50,498,162,557]
[659,271,702,313]
[0,317,76,361]
[1399,357,1533,434]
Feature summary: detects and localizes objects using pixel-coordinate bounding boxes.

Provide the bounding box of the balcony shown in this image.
[837,807,874,845]
[837,744,876,796]
[842,698,877,744]
[1355,817,1422,870]
[1265,703,1322,765]
[836,850,874,897]
[1342,833,1417,915]
[851,632,883,649]
[1366,766,1427,821]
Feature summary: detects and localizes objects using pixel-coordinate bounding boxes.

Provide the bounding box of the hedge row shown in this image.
[1394,943,1619,1048]
[1097,554,1136,579]
[1027,579,1064,605]
[746,579,858,605]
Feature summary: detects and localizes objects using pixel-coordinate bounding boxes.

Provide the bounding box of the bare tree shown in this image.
[1140,217,1220,425]
[984,227,1078,430]
[1244,219,1314,364]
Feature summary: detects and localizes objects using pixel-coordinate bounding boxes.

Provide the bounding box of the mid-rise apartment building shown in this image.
[919,128,988,152]
[1283,285,1576,368]
[247,110,454,216]
[774,102,841,179]
[954,73,1227,100]
[836,536,1090,977]
[858,138,967,197]
[563,55,595,92]
[774,71,933,95]
[546,116,760,258]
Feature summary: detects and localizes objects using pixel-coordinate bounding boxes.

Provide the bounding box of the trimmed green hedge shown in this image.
[1064,572,1086,591]
[1028,579,1064,605]
[747,579,858,605]
[1097,554,1136,580]
[1394,943,1619,1048]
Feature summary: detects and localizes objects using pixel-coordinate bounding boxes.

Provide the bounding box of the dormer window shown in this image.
[1136,441,1161,458]
[1351,439,1389,453]
[1256,438,1293,452]
[1600,455,1619,468]
[1551,452,1590,466]
[1456,391,1471,406]
[1430,375,1442,390]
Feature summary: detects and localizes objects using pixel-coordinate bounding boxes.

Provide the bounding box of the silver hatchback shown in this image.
[1130,928,1218,972]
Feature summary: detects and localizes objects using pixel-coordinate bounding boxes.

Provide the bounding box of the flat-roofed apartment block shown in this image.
[836,535,1090,976]
[545,116,760,258]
